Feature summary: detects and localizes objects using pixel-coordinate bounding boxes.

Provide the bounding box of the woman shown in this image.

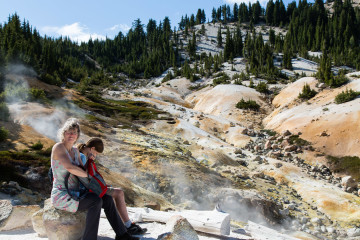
[50,118,138,240]
[77,138,147,236]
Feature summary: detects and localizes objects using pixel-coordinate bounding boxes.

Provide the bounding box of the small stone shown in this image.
[287,204,296,210]
[275,162,283,168]
[320,131,328,137]
[234,149,242,154]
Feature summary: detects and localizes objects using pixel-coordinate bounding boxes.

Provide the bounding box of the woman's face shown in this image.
[64,128,79,144]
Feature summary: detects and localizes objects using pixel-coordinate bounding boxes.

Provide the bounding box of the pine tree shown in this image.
[217,26,223,47]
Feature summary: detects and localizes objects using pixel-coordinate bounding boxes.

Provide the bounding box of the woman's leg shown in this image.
[77,193,102,240]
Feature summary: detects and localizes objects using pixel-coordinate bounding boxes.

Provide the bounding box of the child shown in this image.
[77,137,147,236]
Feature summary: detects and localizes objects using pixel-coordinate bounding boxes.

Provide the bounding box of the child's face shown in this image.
[90,147,100,159]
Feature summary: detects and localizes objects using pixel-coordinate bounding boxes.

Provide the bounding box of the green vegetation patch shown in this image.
[0,102,10,121]
[75,97,164,123]
[212,72,230,86]
[30,141,44,150]
[188,84,207,91]
[0,150,51,187]
[0,126,8,141]
[335,89,360,104]
[261,129,277,136]
[236,98,260,111]
[327,156,360,181]
[288,135,311,146]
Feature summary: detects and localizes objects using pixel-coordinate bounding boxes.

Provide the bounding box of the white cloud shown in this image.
[107,24,131,33]
[41,22,106,43]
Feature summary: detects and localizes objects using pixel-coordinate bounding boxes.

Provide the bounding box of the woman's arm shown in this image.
[52,143,88,178]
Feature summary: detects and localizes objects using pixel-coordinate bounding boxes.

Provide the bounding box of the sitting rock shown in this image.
[341,176,358,191]
[32,199,87,240]
[0,200,40,231]
[158,215,199,240]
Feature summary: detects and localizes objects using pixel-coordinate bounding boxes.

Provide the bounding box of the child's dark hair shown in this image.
[77,137,104,153]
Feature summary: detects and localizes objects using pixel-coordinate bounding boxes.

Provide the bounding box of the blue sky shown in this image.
[1,0,297,43]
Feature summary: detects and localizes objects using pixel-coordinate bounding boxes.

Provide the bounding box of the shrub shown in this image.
[335,88,360,104]
[0,126,8,142]
[213,72,230,86]
[327,155,360,180]
[0,102,10,121]
[289,135,310,146]
[236,98,260,111]
[30,141,43,151]
[331,73,348,88]
[298,84,317,100]
[162,71,174,83]
[29,88,48,102]
[255,82,269,94]
[261,129,276,136]
[40,73,62,86]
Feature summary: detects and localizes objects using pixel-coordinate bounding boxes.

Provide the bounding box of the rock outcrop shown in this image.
[0,199,40,231]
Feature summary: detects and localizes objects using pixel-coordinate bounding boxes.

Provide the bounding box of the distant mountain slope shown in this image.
[264,73,360,159]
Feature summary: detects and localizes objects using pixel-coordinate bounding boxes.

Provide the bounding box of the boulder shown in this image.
[274,163,283,168]
[347,228,360,237]
[145,202,161,211]
[234,149,242,155]
[320,131,328,137]
[271,144,279,150]
[0,200,41,231]
[268,151,282,159]
[35,199,87,240]
[281,140,290,148]
[254,145,262,151]
[157,215,199,240]
[284,145,297,152]
[282,130,291,136]
[318,83,327,89]
[265,140,272,150]
[253,156,263,163]
[341,176,358,190]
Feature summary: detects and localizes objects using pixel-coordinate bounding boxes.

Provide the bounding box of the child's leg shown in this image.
[108,187,131,223]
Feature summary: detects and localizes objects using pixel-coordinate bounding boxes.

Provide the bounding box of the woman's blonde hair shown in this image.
[77,137,104,153]
[57,118,81,142]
